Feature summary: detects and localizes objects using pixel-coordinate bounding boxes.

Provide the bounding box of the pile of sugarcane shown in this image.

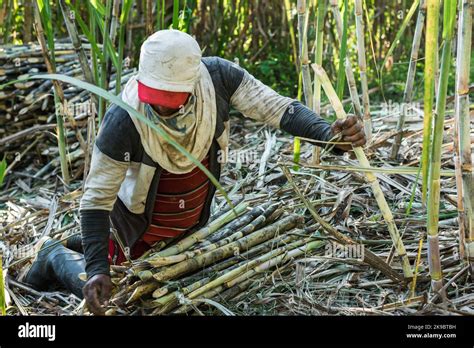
[106,200,332,315]
[0,40,136,185]
[0,40,136,136]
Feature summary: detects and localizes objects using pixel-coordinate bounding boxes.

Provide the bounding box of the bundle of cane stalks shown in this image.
[0,40,135,185]
[106,200,330,315]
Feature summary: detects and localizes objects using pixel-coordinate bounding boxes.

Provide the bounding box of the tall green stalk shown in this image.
[421,0,440,204]
[87,1,99,85]
[454,0,473,262]
[0,255,6,315]
[380,0,420,99]
[99,0,113,124]
[116,0,133,95]
[391,0,426,159]
[172,0,179,29]
[335,0,348,100]
[329,0,362,118]
[60,0,94,84]
[354,0,372,142]
[297,0,313,108]
[313,0,326,114]
[426,0,457,296]
[284,0,299,71]
[34,0,70,184]
[312,0,327,165]
[296,0,312,168]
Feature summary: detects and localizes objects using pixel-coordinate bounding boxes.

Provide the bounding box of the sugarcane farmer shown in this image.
[19,30,366,314]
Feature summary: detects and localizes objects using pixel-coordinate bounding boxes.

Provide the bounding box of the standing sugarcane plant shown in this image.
[453,0,473,265]
[312,64,413,279]
[297,0,313,168]
[329,0,363,119]
[284,0,302,168]
[284,0,299,69]
[297,0,313,109]
[0,255,6,315]
[59,0,97,110]
[354,0,372,142]
[311,0,327,165]
[426,0,457,297]
[390,0,426,160]
[99,0,113,124]
[34,0,70,185]
[420,0,440,204]
[115,0,133,95]
[172,0,180,29]
[313,0,326,115]
[296,0,313,109]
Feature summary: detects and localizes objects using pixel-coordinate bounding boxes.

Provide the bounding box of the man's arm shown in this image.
[222,59,365,150]
[79,105,136,314]
[80,145,128,279]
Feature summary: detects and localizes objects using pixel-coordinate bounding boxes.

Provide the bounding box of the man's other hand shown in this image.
[330,115,367,152]
[83,274,113,315]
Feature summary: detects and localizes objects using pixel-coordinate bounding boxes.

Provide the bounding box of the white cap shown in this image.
[138,30,202,93]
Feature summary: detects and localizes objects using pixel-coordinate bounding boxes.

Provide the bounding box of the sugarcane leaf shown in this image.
[0,158,6,187]
[442,0,457,38]
[73,2,105,62]
[406,165,422,216]
[89,2,119,69]
[36,0,54,49]
[89,0,106,16]
[115,0,134,94]
[336,0,348,99]
[120,0,133,23]
[0,255,5,316]
[26,73,234,210]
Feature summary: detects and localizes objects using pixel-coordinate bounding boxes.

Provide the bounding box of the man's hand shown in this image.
[83,274,113,315]
[330,115,367,152]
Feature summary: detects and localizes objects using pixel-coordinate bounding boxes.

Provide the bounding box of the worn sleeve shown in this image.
[80,145,129,278]
[227,64,336,150]
[79,106,134,278]
[230,70,294,128]
[279,101,334,147]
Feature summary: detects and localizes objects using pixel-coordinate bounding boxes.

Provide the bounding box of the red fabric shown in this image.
[108,239,151,265]
[137,81,190,108]
[143,154,211,244]
[107,154,211,264]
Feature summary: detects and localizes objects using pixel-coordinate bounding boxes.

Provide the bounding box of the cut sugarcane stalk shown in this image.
[173,239,325,314]
[150,201,248,258]
[152,214,303,282]
[311,64,413,279]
